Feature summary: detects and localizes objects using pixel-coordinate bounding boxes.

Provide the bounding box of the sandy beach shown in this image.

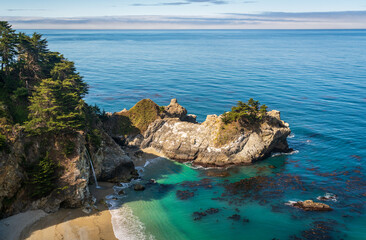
[0,149,161,240]
[0,182,117,240]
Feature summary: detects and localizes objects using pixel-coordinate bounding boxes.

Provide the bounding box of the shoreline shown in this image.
[0,182,117,240]
[1,150,161,240]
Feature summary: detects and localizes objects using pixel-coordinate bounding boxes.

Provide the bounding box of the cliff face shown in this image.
[121,99,291,167]
[0,128,136,218]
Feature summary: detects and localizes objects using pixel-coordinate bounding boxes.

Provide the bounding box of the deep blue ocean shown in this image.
[23,29,366,240]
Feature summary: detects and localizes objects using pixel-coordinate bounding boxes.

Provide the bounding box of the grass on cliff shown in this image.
[128,99,161,132]
[215,121,243,147]
[111,99,162,135]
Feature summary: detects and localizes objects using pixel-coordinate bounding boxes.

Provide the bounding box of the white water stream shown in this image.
[86,149,100,189]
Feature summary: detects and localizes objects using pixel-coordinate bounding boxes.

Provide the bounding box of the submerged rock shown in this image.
[292,200,332,211]
[192,208,220,220]
[176,190,195,200]
[205,171,231,178]
[317,193,337,202]
[134,184,145,191]
[228,214,241,221]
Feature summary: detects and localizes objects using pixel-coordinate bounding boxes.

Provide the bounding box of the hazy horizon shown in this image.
[1,0,366,29]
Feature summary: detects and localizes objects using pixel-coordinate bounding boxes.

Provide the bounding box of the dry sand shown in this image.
[142,147,166,158]
[19,207,116,240]
[0,182,117,240]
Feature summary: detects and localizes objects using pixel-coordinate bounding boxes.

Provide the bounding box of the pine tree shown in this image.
[27,152,57,199]
[0,21,17,78]
[17,32,51,89]
[25,59,88,134]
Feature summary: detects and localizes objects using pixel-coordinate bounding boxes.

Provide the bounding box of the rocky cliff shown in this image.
[0,127,136,218]
[110,99,292,167]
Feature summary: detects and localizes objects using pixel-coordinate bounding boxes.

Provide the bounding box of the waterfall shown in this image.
[86,148,101,189]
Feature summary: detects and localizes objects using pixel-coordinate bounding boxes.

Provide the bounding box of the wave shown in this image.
[288,133,295,138]
[317,193,337,202]
[183,161,232,170]
[109,205,155,240]
[284,200,298,206]
[271,150,299,157]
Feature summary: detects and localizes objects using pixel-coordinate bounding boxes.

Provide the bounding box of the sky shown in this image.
[1,0,366,29]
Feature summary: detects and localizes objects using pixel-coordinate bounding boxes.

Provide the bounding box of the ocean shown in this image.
[23,29,366,239]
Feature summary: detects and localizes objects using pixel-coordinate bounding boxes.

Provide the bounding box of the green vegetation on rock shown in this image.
[128,99,161,132]
[215,99,268,146]
[222,98,267,125]
[0,21,88,135]
[26,152,57,199]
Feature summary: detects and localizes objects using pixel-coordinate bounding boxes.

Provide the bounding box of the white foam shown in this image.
[110,205,155,240]
[271,150,299,157]
[183,161,231,170]
[284,200,297,206]
[143,157,164,168]
[317,193,337,202]
[288,133,295,138]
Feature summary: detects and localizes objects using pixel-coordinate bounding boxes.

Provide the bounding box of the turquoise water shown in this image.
[23,30,366,239]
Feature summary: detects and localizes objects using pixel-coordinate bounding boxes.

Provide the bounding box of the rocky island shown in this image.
[104,98,292,167]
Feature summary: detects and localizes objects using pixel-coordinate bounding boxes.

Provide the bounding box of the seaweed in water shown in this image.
[192,208,220,221]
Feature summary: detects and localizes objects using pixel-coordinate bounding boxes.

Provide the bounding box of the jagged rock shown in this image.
[126,106,291,166]
[164,98,187,120]
[0,127,137,218]
[149,179,157,184]
[91,129,138,183]
[133,150,144,158]
[292,200,332,211]
[117,190,125,195]
[134,184,145,191]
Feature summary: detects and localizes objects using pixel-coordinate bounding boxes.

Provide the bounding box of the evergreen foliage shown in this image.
[222,98,268,125]
[25,61,88,134]
[0,21,88,134]
[26,152,57,199]
[0,21,17,77]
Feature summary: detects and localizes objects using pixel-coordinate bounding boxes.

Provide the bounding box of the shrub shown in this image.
[87,129,102,149]
[62,140,75,157]
[159,106,165,113]
[27,152,57,199]
[222,98,268,125]
[12,87,28,100]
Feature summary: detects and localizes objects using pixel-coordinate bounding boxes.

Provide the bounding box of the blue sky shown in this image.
[1,0,366,29]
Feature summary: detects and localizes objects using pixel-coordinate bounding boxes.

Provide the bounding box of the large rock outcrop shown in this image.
[119,99,291,167]
[92,130,137,183]
[0,127,136,218]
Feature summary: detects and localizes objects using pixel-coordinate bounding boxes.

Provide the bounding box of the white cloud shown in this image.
[2,11,366,29]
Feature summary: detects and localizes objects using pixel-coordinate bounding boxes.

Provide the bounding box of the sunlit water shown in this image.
[23,29,366,239]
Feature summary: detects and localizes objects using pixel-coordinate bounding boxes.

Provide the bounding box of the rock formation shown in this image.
[118,99,291,167]
[292,200,333,211]
[0,127,136,218]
